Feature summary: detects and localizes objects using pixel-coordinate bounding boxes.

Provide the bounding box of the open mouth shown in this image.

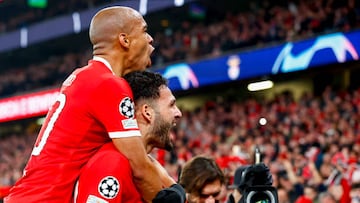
[147,47,155,67]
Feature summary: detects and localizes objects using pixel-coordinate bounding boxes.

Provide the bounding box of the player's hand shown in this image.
[148,155,176,187]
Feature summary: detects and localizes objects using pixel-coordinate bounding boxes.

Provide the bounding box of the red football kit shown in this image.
[5,57,141,203]
[74,142,143,203]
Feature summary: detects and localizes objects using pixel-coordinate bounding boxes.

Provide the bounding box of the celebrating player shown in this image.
[74,71,183,203]
[6,6,179,203]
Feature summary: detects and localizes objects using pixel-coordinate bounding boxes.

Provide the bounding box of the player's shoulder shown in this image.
[96,74,131,94]
[83,144,132,176]
[95,143,129,163]
[79,60,129,84]
[72,61,133,98]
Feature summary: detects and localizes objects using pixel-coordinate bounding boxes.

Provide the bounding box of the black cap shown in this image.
[228,165,249,189]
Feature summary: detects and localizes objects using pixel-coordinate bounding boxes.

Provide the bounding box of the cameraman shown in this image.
[226,163,275,203]
[227,166,248,203]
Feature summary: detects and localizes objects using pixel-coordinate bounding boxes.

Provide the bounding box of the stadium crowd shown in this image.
[1,85,360,202]
[0,0,359,98]
[1,0,360,202]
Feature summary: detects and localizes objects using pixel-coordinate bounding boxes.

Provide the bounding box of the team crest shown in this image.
[119,97,135,119]
[98,176,120,199]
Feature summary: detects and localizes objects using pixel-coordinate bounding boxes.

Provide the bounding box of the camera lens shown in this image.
[246,190,275,203]
[251,192,270,203]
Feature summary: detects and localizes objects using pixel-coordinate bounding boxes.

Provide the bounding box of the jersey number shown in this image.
[31,93,66,156]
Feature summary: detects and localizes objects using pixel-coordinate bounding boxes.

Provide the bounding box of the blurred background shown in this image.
[0,0,360,202]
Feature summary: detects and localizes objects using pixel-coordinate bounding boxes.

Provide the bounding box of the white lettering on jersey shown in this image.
[63,74,76,87]
[32,93,66,156]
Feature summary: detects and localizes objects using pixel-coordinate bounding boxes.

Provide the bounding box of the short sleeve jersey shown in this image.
[74,143,143,203]
[5,57,141,203]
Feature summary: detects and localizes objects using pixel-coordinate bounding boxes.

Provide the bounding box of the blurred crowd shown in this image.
[0,0,113,33]
[167,85,360,203]
[1,0,360,202]
[1,85,360,202]
[0,0,359,98]
[0,132,36,198]
[151,0,359,66]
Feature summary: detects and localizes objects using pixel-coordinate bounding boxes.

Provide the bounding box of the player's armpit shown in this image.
[112,137,172,202]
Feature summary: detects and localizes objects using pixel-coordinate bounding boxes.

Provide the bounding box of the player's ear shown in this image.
[141,104,152,122]
[119,33,130,48]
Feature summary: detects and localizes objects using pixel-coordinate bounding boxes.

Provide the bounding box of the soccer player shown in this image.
[5,6,179,203]
[74,71,183,203]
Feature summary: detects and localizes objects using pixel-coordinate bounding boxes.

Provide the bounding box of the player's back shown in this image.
[5,60,136,202]
[74,143,142,203]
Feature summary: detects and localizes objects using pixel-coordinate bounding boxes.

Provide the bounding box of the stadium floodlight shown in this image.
[247,80,274,91]
[139,0,147,15]
[174,0,184,7]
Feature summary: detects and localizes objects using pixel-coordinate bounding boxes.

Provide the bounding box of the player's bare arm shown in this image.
[112,137,175,202]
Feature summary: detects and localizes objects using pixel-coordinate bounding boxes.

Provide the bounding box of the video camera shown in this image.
[239,148,278,203]
[242,185,278,203]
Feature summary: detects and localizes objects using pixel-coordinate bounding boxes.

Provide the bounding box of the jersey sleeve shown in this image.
[89,77,141,138]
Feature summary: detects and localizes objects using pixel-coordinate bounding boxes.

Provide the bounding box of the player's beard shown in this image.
[151,113,174,151]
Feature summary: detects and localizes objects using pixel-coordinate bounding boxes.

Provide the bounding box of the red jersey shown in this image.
[74,142,142,203]
[5,57,141,203]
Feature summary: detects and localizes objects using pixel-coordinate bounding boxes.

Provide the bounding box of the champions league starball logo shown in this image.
[119,97,135,119]
[98,176,120,199]
[271,33,359,74]
[163,63,199,90]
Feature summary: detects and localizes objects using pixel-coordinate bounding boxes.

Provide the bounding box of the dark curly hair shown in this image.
[123,71,168,102]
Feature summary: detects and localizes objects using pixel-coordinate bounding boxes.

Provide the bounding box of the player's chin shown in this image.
[147,47,154,67]
[137,61,150,71]
[146,58,152,68]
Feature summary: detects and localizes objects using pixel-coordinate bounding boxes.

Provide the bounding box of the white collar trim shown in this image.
[93,56,114,75]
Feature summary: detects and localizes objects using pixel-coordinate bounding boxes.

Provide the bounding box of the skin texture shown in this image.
[88,6,168,202]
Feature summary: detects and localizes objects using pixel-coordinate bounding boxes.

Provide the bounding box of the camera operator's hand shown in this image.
[238,163,272,193]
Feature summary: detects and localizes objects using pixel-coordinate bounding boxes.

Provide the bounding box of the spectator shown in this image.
[179,156,225,203]
[294,185,318,203]
[277,187,290,203]
[318,191,337,203]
